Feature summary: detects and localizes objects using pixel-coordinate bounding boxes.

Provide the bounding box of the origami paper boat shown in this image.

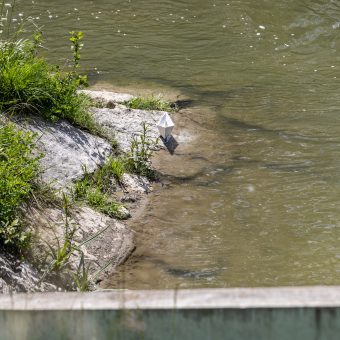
[157,112,174,139]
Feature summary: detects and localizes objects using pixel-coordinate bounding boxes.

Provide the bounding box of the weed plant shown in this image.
[71,252,93,292]
[41,194,78,280]
[125,122,158,179]
[46,235,74,273]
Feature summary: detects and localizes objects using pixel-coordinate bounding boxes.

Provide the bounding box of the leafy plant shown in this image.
[69,31,83,69]
[0,218,28,247]
[69,30,88,86]
[86,188,107,207]
[125,122,158,179]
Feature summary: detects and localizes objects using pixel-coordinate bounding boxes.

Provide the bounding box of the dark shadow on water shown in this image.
[161,135,179,155]
[135,255,218,280]
[170,99,196,110]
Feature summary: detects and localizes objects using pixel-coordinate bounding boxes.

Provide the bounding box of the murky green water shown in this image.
[17,0,340,288]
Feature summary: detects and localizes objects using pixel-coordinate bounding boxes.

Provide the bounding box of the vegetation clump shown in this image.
[0,120,40,248]
[73,157,127,219]
[0,34,99,131]
[125,96,173,112]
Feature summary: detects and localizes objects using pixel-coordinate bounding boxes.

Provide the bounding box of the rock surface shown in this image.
[0,252,56,294]
[91,106,165,152]
[26,205,135,284]
[79,90,135,107]
[15,115,112,189]
[122,174,151,194]
[74,207,135,279]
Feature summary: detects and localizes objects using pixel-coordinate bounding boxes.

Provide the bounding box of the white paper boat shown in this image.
[157,112,174,139]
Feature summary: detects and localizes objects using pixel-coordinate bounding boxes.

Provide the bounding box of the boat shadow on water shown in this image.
[160,135,179,155]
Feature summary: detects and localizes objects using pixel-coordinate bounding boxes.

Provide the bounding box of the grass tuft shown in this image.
[73,157,127,219]
[71,252,93,292]
[125,96,173,111]
[0,38,99,131]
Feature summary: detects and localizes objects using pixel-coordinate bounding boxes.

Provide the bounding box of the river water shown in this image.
[16,0,340,288]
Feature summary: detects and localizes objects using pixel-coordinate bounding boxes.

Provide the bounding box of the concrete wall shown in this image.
[1,287,340,340]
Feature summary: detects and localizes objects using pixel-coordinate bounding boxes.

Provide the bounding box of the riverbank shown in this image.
[0,89,182,293]
[100,100,221,289]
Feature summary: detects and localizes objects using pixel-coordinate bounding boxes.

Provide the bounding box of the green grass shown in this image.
[0,38,100,131]
[85,188,121,217]
[125,96,173,111]
[0,120,40,248]
[0,30,107,141]
[91,156,126,191]
[108,158,125,183]
[73,157,127,219]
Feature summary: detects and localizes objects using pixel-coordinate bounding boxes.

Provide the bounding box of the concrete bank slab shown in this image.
[1,287,340,310]
[1,287,340,340]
